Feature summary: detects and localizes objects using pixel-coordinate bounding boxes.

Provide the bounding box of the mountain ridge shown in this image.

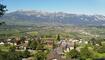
[0,10,105,26]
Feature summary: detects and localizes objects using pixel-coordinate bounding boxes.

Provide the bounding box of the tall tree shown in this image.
[90,38,96,45]
[56,34,60,41]
[0,4,7,16]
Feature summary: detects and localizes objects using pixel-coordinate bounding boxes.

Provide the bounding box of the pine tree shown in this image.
[57,34,60,41]
[0,3,7,16]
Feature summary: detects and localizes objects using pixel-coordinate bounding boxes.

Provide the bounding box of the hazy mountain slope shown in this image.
[0,10,105,26]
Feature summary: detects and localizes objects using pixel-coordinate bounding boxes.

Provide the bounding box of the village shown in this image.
[0,33,105,60]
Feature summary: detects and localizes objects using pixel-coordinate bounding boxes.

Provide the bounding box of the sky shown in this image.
[2,0,105,15]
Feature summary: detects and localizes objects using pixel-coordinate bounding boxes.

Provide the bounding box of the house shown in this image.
[0,42,4,45]
[43,38,54,48]
[0,38,6,43]
[16,40,29,50]
[57,40,75,52]
[7,38,15,45]
[23,40,29,50]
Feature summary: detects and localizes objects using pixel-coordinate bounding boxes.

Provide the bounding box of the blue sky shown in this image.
[3,0,105,15]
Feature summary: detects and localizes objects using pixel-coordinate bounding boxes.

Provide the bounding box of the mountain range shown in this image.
[0,10,105,26]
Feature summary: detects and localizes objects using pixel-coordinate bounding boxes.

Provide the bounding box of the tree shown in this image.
[6,51,23,60]
[22,49,30,58]
[0,3,7,25]
[80,45,95,60]
[0,50,23,60]
[0,22,6,26]
[56,34,60,41]
[34,51,47,60]
[53,40,57,49]
[96,43,105,53]
[29,40,38,50]
[0,4,7,16]
[20,37,26,43]
[74,42,77,49]
[9,46,16,52]
[66,49,80,59]
[0,1,7,27]
[0,49,7,60]
[90,38,97,46]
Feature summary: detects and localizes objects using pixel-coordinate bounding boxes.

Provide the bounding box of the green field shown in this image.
[0,25,105,40]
